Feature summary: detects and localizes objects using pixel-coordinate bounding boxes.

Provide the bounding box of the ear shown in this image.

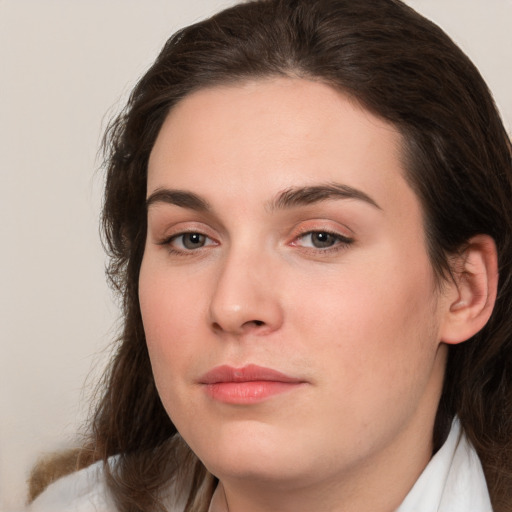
[440,234,498,345]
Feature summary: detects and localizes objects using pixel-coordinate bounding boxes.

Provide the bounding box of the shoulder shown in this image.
[27,457,188,512]
[27,459,116,512]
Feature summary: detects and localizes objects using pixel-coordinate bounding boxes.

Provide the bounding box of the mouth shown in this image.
[198,364,306,404]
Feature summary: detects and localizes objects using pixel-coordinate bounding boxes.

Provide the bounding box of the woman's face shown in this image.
[139,78,450,491]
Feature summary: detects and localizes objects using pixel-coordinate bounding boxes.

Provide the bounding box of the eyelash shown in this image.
[158,232,218,256]
[291,230,354,254]
[158,229,353,256]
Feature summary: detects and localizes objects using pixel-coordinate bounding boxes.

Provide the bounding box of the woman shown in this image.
[28,0,512,511]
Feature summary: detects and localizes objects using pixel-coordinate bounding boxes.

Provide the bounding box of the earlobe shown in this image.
[440,234,498,345]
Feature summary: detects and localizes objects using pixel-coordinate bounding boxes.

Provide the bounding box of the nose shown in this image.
[208,248,284,337]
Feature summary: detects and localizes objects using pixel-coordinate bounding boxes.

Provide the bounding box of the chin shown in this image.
[186,420,331,486]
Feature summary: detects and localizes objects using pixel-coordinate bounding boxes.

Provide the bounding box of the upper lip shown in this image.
[199,364,303,384]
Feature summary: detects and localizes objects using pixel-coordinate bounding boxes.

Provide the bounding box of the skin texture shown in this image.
[139,78,463,512]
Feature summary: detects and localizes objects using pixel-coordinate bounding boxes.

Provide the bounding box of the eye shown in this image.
[294,231,353,250]
[167,232,216,251]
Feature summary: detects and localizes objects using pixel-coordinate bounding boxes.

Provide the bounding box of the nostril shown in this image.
[211,319,265,333]
[241,319,266,330]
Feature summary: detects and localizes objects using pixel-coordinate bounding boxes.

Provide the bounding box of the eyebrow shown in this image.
[269,183,381,211]
[146,189,211,211]
[145,183,381,213]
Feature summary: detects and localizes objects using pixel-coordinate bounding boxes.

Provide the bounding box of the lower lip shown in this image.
[204,381,303,404]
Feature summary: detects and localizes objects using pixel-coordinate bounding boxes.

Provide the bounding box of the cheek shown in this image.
[138,256,202,398]
[139,249,208,340]
[290,247,440,386]
[285,260,441,455]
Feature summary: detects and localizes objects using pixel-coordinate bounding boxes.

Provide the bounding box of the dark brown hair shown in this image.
[30,0,512,510]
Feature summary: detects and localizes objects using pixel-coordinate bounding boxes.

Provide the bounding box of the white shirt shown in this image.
[28,419,493,512]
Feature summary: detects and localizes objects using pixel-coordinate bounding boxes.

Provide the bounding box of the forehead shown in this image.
[147,78,416,222]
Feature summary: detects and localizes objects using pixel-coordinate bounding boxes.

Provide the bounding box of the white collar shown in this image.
[209,419,493,512]
[397,418,492,512]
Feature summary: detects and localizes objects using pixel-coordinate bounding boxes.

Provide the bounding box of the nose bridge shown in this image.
[208,240,283,335]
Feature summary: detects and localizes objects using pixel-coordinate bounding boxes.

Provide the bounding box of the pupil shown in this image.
[184,233,205,249]
[313,232,335,248]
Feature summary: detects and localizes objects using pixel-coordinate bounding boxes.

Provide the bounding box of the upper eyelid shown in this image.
[151,220,219,238]
[162,230,218,245]
[158,232,219,256]
[289,219,355,239]
[171,232,217,246]
[294,226,352,237]
[150,217,355,243]
[291,230,354,245]
[147,207,220,232]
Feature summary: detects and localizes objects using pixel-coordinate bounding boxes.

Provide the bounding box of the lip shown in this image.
[199,364,305,404]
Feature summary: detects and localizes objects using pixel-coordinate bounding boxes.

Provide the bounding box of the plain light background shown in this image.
[1,1,511,510]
